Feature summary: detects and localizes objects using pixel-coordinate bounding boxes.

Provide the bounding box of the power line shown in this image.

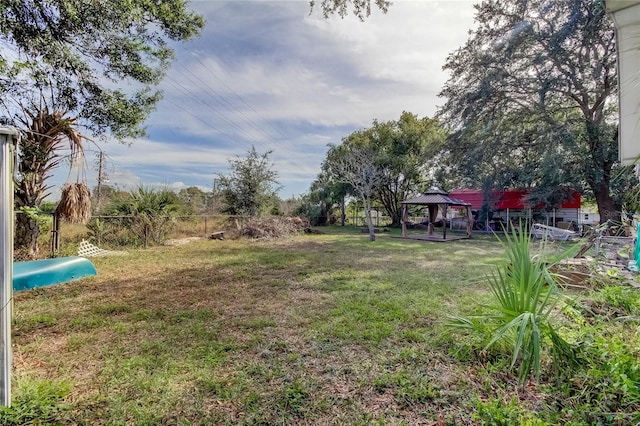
[167,55,320,175]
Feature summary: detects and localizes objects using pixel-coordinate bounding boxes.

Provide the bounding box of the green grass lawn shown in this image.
[6,230,640,425]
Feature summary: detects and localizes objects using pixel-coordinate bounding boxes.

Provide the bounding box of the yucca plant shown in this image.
[448,226,575,383]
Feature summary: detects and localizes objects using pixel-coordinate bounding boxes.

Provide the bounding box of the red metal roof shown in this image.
[448,189,486,210]
[449,189,581,210]
[496,190,528,210]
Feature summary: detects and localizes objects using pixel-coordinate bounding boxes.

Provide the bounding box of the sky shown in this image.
[52,0,478,200]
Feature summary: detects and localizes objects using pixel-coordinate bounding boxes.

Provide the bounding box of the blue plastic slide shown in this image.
[13,256,97,292]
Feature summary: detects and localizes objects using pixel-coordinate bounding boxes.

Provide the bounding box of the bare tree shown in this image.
[325,143,382,241]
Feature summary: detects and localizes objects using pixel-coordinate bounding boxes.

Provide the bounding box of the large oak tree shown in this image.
[370,112,446,226]
[438,0,630,222]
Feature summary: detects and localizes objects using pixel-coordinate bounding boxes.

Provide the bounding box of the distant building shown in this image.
[449,189,583,230]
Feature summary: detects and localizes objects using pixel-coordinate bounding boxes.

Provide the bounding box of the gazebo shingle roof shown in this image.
[401,189,470,206]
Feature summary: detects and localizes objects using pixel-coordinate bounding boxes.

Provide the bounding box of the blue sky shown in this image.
[55,0,477,199]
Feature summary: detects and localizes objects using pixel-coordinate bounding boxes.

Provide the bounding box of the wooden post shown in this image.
[443,204,447,240]
[51,212,60,257]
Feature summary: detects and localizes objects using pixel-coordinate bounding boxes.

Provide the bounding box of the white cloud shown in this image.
[48,0,477,200]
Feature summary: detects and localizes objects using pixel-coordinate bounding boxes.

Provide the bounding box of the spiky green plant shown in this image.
[448,227,575,383]
[107,186,182,247]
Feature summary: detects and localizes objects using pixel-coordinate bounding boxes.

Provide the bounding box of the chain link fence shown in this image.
[36,214,249,255]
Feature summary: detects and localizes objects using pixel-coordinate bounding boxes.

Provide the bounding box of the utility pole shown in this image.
[94,151,108,213]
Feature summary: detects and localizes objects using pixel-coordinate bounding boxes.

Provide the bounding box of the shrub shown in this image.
[105,186,181,247]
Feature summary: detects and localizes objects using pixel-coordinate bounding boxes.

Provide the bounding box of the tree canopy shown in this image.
[310,0,390,20]
[315,112,446,227]
[0,0,203,140]
[1,0,203,257]
[298,171,350,226]
[438,0,633,221]
[369,112,446,226]
[217,147,281,217]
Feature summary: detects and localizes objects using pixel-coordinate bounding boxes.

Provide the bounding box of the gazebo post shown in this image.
[442,204,447,240]
[427,204,437,236]
[400,189,472,241]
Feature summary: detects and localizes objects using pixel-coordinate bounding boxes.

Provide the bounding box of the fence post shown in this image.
[50,212,60,257]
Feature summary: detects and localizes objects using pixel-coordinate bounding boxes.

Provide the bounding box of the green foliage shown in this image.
[106,186,181,247]
[85,218,108,245]
[16,206,53,250]
[310,0,390,20]
[367,112,447,225]
[0,378,71,425]
[17,206,40,221]
[448,228,574,383]
[39,202,56,214]
[527,283,640,423]
[1,1,203,140]
[282,379,310,414]
[4,0,203,256]
[581,333,640,408]
[473,397,549,426]
[298,170,350,225]
[374,369,440,407]
[217,146,281,217]
[551,308,640,422]
[439,0,624,221]
[317,112,446,227]
[177,186,212,215]
[594,285,640,316]
[85,217,140,248]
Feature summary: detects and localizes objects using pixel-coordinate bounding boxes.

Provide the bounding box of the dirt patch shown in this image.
[164,237,203,246]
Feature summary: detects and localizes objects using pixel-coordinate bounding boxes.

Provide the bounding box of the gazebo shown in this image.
[400,189,473,241]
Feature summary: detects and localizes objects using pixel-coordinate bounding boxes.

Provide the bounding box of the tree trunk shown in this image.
[317,203,328,225]
[389,209,402,228]
[593,181,621,226]
[585,127,620,228]
[340,195,346,226]
[364,197,376,241]
[15,213,40,260]
[379,189,402,227]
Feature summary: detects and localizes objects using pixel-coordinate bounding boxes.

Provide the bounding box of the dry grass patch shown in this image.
[11,232,602,424]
